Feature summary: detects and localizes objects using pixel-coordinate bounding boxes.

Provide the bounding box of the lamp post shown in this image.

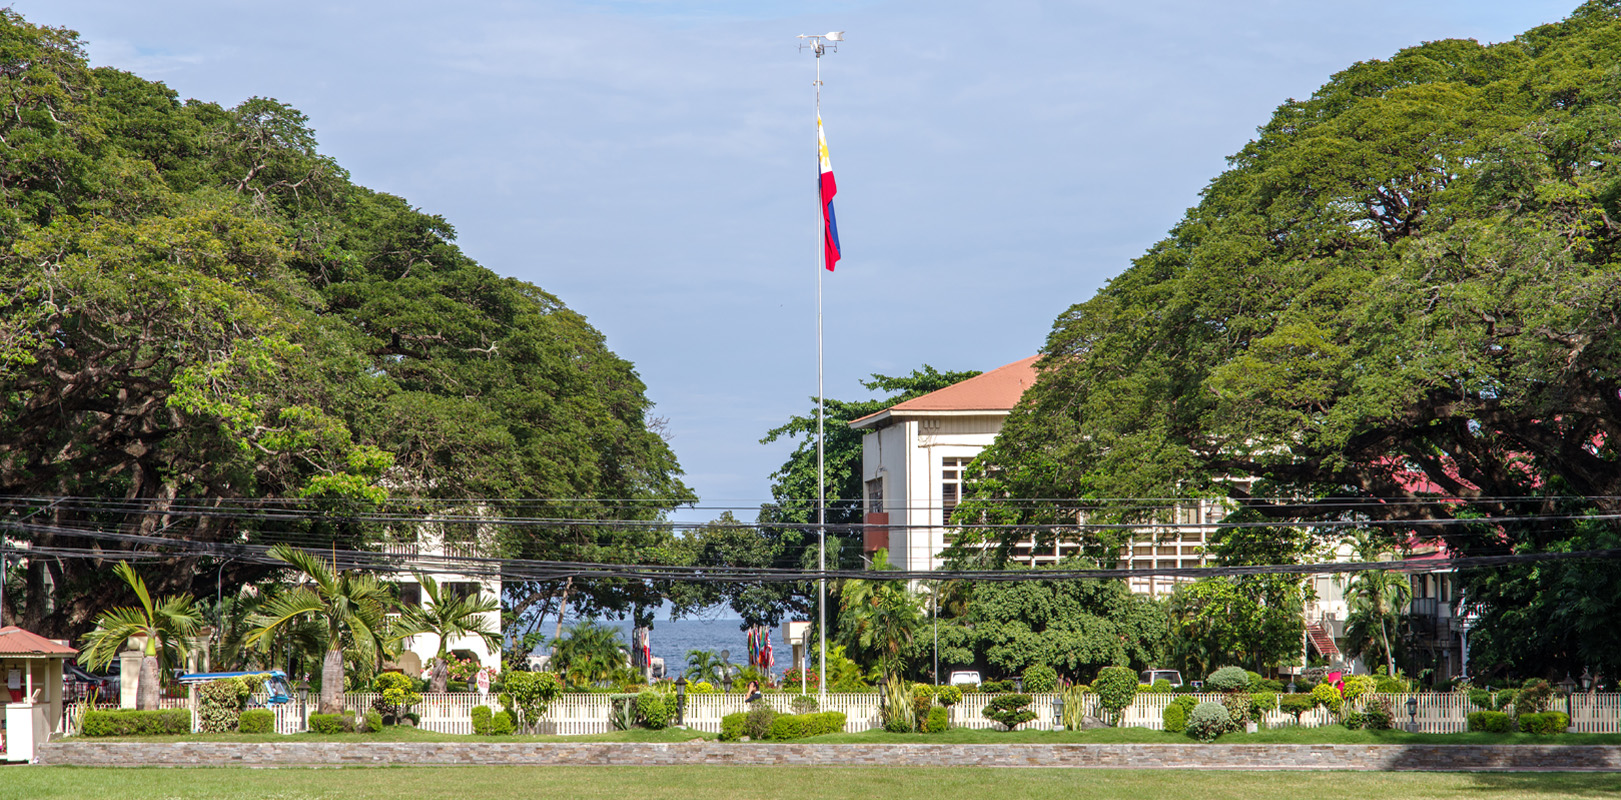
[1406,696,1418,733]
[1014,676,1023,694]
[297,681,310,732]
[675,676,688,727]
[1052,695,1064,731]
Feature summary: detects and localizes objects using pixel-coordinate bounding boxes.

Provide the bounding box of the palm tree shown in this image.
[79,562,203,710]
[837,550,923,682]
[683,649,729,684]
[246,544,390,714]
[550,621,625,687]
[1342,532,1413,677]
[392,574,501,692]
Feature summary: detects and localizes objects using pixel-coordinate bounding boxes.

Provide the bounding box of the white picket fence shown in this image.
[65,691,1621,737]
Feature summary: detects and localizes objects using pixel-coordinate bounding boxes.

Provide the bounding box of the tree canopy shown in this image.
[966,2,1621,681]
[0,9,690,641]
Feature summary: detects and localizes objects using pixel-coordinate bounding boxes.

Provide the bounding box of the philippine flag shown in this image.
[818,116,841,271]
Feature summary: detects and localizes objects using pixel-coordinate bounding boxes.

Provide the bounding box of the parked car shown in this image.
[948,670,982,686]
[62,663,116,701]
[177,670,295,705]
[1139,668,1184,687]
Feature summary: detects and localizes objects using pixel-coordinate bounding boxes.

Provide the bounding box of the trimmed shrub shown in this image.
[308,713,352,735]
[238,709,275,734]
[1310,682,1343,716]
[923,706,949,733]
[1186,702,1230,743]
[471,704,494,735]
[1206,667,1249,693]
[1518,680,1554,714]
[373,671,422,725]
[1162,702,1188,733]
[1342,674,1375,703]
[935,685,963,706]
[491,710,515,735]
[636,689,671,730]
[197,675,257,733]
[1362,697,1394,731]
[791,694,819,714]
[720,711,748,741]
[1494,688,1520,712]
[1147,679,1173,694]
[1249,691,1277,720]
[1518,711,1569,735]
[362,709,383,733]
[1467,688,1493,710]
[982,693,1037,731]
[1374,674,1409,693]
[1093,666,1138,725]
[1467,710,1514,733]
[81,708,191,737]
[1279,693,1313,723]
[744,703,778,740]
[980,679,1014,693]
[911,683,936,726]
[1022,665,1059,694]
[1342,711,1365,730]
[689,680,717,694]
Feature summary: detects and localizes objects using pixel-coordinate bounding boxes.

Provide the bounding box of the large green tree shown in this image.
[0,9,690,642]
[963,2,1621,682]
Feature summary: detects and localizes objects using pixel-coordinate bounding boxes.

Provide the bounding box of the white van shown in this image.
[1139,669,1183,687]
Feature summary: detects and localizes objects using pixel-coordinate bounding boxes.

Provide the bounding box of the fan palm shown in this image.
[79,562,203,710]
[683,649,729,684]
[246,544,391,714]
[392,574,501,692]
[550,621,625,687]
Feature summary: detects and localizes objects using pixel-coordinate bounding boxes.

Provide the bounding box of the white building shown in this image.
[380,517,503,678]
[849,356,1217,596]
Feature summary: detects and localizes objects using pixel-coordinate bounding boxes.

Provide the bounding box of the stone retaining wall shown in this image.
[35,742,1621,771]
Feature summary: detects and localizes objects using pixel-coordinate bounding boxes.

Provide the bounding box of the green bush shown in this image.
[982,693,1037,731]
[81,708,191,737]
[923,706,949,733]
[1249,691,1277,720]
[373,671,423,724]
[980,679,1014,693]
[790,694,819,714]
[1467,688,1493,710]
[1362,697,1394,731]
[471,704,494,735]
[197,676,257,733]
[1162,702,1188,733]
[1186,702,1230,742]
[1147,679,1173,694]
[1342,710,1365,730]
[1278,693,1313,722]
[359,708,381,733]
[1342,674,1375,702]
[1518,680,1553,714]
[238,709,275,734]
[1467,710,1514,733]
[1022,665,1059,693]
[498,671,563,734]
[764,711,847,740]
[636,690,670,730]
[491,710,516,735]
[1373,674,1409,693]
[308,713,352,735]
[744,703,778,740]
[1247,674,1285,693]
[1206,667,1249,693]
[1220,693,1250,729]
[935,685,963,706]
[1093,666,1138,725]
[1517,711,1569,735]
[1310,682,1343,716]
[720,711,748,741]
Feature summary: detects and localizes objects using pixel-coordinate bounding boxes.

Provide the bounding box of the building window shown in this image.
[866,478,883,515]
[941,457,972,520]
[398,582,421,608]
[443,582,480,602]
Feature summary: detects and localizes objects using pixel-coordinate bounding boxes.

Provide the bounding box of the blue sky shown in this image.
[11,0,1581,521]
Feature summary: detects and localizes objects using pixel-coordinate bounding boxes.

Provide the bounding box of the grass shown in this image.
[5,767,1621,800]
[81,725,715,744]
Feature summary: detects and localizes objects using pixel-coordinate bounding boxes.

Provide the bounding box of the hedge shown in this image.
[720,711,748,741]
[1518,711,1570,735]
[766,711,848,740]
[238,709,275,734]
[308,712,354,735]
[81,708,191,737]
[1467,710,1514,733]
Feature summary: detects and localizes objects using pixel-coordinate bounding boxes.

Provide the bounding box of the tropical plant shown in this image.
[392,574,501,692]
[1092,665,1138,726]
[550,620,625,687]
[1186,702,1231,742]
[683,649,730,685]
[245,544,391,714]
[982,693,1037,731]
[78,562,203,710]
[837,550,923,682]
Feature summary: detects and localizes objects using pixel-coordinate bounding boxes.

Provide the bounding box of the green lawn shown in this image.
[5,767,1621,800]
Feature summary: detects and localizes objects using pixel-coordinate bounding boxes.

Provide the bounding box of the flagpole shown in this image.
[799,30,841,704]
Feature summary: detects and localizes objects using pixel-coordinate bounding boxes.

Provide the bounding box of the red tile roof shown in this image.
[850,356,1041,428]
[0,626,78,657]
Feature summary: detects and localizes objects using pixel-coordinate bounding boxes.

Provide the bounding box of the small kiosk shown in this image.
[0,626,78,763]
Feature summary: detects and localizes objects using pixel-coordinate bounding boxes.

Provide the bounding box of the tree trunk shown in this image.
[429,655,449,693]
[319,647,345,715]
[552,577,573,642]
[136,654,161,711]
